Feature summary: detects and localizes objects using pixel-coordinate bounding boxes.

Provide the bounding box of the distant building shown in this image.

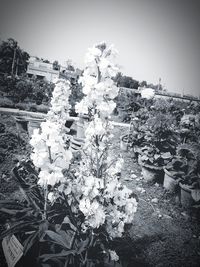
[27,57,59,82]
[59,67,82,82]
[27,57,82,83]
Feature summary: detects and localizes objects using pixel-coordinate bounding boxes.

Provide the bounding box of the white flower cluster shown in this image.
[76,153,137,238]
[75,42,119,117]
[108,249,119,261]
[30,79,72,188]
[140,87,155,99]
[47,78,71,127]
[75,43,137,239]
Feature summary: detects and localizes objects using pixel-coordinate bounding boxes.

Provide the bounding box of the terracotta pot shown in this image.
[163,168,178,192]
[179,183,194,208]
[141,164,164,184]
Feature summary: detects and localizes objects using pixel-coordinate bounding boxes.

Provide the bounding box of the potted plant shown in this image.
[179,174,200,208]
[176,143,200,208]
[163,156,187,192]
[120,117,141,153]
[120,133,135,151]
[138,144,172,184]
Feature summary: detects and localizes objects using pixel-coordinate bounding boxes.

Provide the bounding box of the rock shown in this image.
[163,214,173,220]
[151,198,158,203]
[136,187,146,193]
[124,176,132,181]
[131,174,137,179]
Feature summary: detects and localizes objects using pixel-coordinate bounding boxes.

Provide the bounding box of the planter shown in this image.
[70,137,85,153]
[76,115,89,139]
[14,116,29,137]
[163,168,179,192]
[27,117,45,137]
[117,107,127,120]
[179,183,194,209]
[120,134,131,151]
[141,163,164,184]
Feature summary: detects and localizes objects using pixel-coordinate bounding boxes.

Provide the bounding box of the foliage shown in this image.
[114,72,139,89]
[52,60,60,71]
[0,38,29,75]
[69,79,84,116]
[166,143,200,190]
[138,144,172,168]
[144,113,179,153]
[0,161,119,267]
[0,73,54,104]
[179,114,200,143]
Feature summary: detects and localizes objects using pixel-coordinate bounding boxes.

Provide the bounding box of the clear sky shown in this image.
[0,0,200,96]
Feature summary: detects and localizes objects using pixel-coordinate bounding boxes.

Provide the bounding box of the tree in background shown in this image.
[52,60,60,71]
[0,38,29,75]
[140,80,147,87]
[114,72,139,89]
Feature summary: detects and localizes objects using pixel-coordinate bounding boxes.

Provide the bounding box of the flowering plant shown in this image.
[75,42,137,246]
[140,87,155,99]
[0,45,137,267]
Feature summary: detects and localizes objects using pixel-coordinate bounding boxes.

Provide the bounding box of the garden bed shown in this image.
[0,115,200,266]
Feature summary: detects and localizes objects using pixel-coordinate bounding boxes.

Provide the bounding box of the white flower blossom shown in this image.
[30,79,72,188]
[141,87,155,99]
[74,42,138,238]
[108,250,119,261]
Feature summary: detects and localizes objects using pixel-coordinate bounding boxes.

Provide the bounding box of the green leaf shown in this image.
[23,230,39,255]
[77,237,90,254]
[57,230,75,249]
[44,230,74,249]
[62,216,77,232]
[40,250,76,262]
[0,220,42,239]
[154,154,160,160]
[191,189,200,202]
[161,152,172,159]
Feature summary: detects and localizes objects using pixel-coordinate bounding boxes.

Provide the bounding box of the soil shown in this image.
[0,113,200,267]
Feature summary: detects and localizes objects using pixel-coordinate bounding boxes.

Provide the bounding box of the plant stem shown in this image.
[43,183,48,220]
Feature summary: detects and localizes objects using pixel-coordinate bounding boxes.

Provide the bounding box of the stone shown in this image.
[151,198,158,203]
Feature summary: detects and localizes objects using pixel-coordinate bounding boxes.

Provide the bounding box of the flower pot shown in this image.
[117,107,126,120]
[120,135,131,151]
[14,116,29,137]
[76,115,89,139]
[27,117,45,137]
[179,183,194,209]
[141,164,164,184]
[163,168,178,192]
[70,137,84,152]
